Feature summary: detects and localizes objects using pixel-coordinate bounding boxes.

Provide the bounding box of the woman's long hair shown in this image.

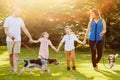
[90,8,101,21]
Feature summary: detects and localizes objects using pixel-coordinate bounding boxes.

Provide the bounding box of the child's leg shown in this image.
[71,50,75,67]
[65,51,71,69]
[71,50,76,70]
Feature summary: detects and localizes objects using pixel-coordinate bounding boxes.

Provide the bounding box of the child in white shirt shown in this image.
[57,26,83,70]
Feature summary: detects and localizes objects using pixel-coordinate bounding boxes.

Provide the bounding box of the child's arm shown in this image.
[74,34,84,44]
[57,41,63,51]
[57,36,65,51]
[76,39,84,44]
[50,44,58,52]
[49,40,58,52]
[32,39,40,43]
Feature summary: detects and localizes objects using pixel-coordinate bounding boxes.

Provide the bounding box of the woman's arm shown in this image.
[100,19,106,37]
[83,21,91,43]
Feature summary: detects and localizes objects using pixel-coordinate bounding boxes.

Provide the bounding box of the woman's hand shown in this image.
[83,39,86,44]
[100,32,105,37]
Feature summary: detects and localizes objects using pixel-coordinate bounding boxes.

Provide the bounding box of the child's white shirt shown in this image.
[61,33,79,51]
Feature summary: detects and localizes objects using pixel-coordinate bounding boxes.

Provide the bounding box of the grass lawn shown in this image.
[0,46,120,80]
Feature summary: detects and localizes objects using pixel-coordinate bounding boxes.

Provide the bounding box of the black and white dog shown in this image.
[19,58,59,74]
[108,54,118,70]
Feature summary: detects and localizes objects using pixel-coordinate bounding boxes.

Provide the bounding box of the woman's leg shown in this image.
[96,40,104,64]
[70,49,76,70]
[89,40,97,68]
[65,51,71,70]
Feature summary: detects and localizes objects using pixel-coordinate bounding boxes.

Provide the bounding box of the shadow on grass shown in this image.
[0,64,93,80]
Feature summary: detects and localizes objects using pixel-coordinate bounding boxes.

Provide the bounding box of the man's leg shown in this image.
[9,54,14,72]
[13,41,21,73]
[13,53,19,73]
[7,41,14,72]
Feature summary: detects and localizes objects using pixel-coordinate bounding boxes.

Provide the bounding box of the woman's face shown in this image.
[90,11,96,19]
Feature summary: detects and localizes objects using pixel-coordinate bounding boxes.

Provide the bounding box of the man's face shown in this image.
[14,8,21,17]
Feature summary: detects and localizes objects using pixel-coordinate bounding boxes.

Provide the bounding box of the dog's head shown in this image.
[48,58,59,65]
[108,54,118,63]
[108,54,115,60]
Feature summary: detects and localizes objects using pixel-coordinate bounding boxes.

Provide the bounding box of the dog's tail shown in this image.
[115,54,119,58]
[18,59,27,63]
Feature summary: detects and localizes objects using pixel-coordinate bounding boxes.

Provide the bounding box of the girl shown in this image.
[57,26,83,70]
[83,8,106,70]
[33,32,57,59]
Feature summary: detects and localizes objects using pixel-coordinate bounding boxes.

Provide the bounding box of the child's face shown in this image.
[43,33,49,38]
[65,28,71,34]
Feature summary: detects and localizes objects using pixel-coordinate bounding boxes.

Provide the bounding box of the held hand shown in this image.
[56,49,59,52]
[82,40,86,44]
[10,36,15,41]
[29,38,34,43]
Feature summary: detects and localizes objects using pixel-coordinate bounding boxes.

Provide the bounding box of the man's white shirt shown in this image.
[3,16,25,41]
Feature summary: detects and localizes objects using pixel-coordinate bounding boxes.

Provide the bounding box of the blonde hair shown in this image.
[64,26,72,32]
[90,8,101,21]
[41,32,49,37]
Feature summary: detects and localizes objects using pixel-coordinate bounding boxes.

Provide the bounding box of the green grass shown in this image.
[0,46,120,80]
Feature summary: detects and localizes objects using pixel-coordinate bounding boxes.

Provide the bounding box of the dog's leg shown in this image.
[19,66,29,74]
[113,63,117,70]
[30,68,34,74]
[47,69,51,74]
[109,63,113,70]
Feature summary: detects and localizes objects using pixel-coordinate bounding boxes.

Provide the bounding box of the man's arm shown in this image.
[21,27,33,42]
[4,27,15,40]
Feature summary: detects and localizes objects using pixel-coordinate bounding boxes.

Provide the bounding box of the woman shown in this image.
[83,8,106,70]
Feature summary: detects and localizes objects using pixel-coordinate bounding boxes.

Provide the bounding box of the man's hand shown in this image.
[29,38,33,43]
[10,36,15,41]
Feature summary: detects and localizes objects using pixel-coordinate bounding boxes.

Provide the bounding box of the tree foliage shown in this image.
[0,0,119,50]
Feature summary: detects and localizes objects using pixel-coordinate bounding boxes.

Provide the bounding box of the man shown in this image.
[3,7,33,74]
